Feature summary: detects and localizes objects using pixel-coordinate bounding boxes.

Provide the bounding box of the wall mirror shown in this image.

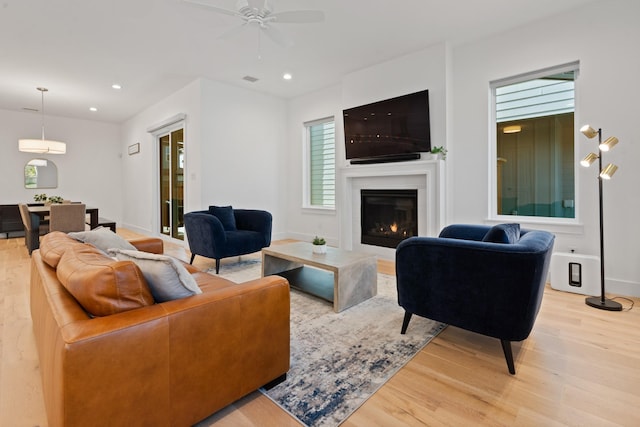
[25,158,58,189]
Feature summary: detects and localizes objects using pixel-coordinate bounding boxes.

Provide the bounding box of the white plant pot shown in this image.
[312,244,327,254]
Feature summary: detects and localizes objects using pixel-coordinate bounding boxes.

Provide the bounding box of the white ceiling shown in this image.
[0,0,598,123]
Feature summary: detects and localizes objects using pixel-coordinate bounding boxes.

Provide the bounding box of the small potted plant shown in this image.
[430,146,447,160]
[33,193,48,203]
[312,236,327,254]
[48,195,64,204]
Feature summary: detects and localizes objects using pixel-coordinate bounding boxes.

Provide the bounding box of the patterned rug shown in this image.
[211,258,446,427]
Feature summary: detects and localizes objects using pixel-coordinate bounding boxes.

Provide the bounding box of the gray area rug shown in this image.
[213,258,446,427]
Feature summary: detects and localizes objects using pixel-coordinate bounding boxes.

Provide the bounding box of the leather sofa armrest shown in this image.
[128,237,164,254]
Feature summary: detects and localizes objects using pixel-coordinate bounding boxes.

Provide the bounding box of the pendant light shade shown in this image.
[18,87,66,154]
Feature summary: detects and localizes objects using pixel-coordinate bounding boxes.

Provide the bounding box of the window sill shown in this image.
[302,206,336,216]
[485,216,584,235]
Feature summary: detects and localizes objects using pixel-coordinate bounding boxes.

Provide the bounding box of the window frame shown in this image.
[302,116,336,212]
[488,61,581,228]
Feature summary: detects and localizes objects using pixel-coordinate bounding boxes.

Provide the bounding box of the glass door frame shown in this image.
[159,128,185,240]
[149,114,187,244]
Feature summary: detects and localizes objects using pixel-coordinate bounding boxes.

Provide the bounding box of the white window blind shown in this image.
[307,119,335,208]
[496,74,575,123]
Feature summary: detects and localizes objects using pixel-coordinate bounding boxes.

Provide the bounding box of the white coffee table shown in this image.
[262,242,378,312]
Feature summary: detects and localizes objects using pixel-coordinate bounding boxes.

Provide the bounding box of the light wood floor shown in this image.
[1,231,639,426]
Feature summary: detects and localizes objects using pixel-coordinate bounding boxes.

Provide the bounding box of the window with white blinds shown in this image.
[306,118,335,208]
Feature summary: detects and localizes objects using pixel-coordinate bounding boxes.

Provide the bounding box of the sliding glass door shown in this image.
[159,128,184,240]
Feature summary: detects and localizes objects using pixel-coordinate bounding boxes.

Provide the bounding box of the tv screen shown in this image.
[343,90,431,161]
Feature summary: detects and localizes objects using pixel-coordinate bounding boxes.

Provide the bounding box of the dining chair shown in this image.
[18,203,49,254]
[49,203,88,233]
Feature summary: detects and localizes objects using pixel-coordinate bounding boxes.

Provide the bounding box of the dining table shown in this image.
[27,205,99,253]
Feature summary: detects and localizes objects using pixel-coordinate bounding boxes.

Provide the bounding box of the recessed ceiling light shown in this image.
[111,84,122,90]
[89,107,98,112]
[283,73,292,80]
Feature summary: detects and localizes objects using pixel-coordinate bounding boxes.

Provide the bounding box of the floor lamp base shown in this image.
[585,296,623,311]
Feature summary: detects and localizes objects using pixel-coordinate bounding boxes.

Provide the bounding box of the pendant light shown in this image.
[18,87,66,154]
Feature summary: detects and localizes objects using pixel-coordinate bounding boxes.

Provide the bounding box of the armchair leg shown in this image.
[401,311,413,334]
[500,339,516,375]
[215,259,220,274]
[189,253,196,265]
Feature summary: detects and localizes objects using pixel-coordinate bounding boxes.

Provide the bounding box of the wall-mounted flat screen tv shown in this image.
[343,90,431,163]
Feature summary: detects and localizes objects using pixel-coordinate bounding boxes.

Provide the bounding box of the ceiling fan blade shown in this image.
[270,10,325,23]
[180,0,241,17]
[261,25,294,48]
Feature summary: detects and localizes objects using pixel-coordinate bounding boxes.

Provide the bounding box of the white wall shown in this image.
[285,43,450,246]
[450,0,640,296]
[120,79,203,236]
[199,79,288,238]
[0,108,122,222]
[285,84,343,245]
[120,78,287,240]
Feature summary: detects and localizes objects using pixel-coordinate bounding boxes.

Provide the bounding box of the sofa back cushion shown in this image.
[56,245,155,317]
[39,231,84,268]
[482,223,521,244]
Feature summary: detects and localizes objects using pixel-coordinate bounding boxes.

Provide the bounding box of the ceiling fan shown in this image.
[182,0,325,48]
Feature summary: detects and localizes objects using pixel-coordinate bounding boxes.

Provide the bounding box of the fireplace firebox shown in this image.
[360,189,418,249]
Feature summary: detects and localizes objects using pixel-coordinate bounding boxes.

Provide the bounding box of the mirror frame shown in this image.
[25,158,58,189]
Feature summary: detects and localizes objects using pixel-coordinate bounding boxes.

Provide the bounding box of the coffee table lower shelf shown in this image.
[262,242,377,312]
[275,266,334,303]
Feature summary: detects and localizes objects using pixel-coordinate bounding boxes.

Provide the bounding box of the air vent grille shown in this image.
[242,75,259,83]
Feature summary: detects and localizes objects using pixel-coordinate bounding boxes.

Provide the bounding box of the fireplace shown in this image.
[360,189,418,249]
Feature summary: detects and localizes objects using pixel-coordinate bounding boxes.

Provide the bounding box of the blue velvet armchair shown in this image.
[184,206,272,273]
[396,224,555,374]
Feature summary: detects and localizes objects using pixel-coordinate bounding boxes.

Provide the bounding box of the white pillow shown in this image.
[69,227,137,252]
[109,249,202,302]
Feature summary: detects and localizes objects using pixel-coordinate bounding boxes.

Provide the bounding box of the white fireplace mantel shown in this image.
[339,158,445,259]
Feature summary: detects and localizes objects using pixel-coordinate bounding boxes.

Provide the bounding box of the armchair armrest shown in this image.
[184,212,227,258]
[234,209,272,246]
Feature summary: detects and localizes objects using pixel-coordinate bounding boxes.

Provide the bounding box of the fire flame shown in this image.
[390,223,398,233]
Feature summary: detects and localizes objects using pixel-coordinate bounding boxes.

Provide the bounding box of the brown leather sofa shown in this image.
[30,232,290,427]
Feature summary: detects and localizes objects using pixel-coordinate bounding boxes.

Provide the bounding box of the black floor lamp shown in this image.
[579,124,622,311]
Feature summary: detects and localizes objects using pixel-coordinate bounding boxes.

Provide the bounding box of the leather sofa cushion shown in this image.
[56,244,155,317]
[39,231,84,268]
